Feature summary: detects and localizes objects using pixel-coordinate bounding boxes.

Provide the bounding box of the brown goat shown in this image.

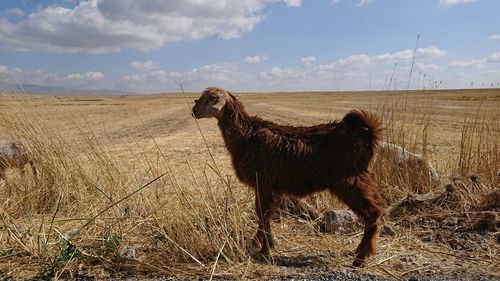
[192,87,384,267]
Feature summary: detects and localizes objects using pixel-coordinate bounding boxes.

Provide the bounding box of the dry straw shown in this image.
[0,73,498,279]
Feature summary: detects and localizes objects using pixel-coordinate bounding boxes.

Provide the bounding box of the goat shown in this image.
[0,140,37,182]
[192,87,384,267]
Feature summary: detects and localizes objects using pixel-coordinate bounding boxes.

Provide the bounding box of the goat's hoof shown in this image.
[352,257,366,267]
[258,252,274,264]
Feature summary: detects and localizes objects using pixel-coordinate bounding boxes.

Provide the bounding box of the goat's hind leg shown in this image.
[254,189,275,258]
[354,208,383,267]
[330,172,384,267]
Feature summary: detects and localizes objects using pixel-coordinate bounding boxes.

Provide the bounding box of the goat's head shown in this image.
[192,87,229,119]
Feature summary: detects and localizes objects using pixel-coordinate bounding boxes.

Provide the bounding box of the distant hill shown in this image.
[5,84,138,95]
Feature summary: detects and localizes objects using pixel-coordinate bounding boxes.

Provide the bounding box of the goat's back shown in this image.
[228,112,382,195]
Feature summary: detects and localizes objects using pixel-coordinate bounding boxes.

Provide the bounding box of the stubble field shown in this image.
[0,89,498,280]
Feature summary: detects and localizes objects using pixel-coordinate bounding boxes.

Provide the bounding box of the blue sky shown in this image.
[0,0,499,93]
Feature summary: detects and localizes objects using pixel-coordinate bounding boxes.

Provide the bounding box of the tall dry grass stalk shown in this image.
[370,91,439,203]
[458,104,499,184]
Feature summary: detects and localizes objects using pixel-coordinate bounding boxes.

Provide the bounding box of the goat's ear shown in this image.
[211,96,226,111]
[227,91,236,100]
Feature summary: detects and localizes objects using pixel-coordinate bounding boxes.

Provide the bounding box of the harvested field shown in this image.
[0,89,498,280]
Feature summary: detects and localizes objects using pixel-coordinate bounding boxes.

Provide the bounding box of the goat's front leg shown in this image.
[254,189,275,257]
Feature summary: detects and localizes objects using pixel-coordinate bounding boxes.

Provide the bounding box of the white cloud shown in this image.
[337,54,371,66]
[489,34,500,40]
[321,53,371,70]
[316,46,446,67]
[438,0,477,7]
[0,64,7,73]
[487,51,500,63]
[332,0,376,7]
[415,63,445,72]
[283,0,302,7]
[254,46,450,91]
[448,51,500,69]
[120,70,169,91]
[0,67,108,90]
[1,44,451,93]
[0,0,279,54]
[130,60,160,71]
[67,71,104,81]
[372,49,413,63]
[356,0,375,7]
[3,47,499,93]
[372,46,446,63]
[244,55,268,64]
[450,59,486,68]
[416,46,447,58]
[191,63,241,82]
[301,56,317,65]
[120,62,244,92]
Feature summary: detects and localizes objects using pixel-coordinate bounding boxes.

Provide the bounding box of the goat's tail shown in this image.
[342,109,384,146]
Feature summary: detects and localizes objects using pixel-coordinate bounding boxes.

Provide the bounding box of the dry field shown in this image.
[0,88,498,280]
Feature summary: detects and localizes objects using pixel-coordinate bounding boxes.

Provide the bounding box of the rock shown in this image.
[389,192,435,218]
[119,245,138,260]
[389,178,492,218]
[472,212,498,232]
[380,224,396,237]
[376,142,441,194]
[64,229,78,240]
[318,209,362,234]
[479,190,500,211]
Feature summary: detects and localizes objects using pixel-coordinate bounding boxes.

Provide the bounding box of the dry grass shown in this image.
[0,83,498,280]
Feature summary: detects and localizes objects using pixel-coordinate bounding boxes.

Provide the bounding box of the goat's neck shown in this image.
[217,100,254,147]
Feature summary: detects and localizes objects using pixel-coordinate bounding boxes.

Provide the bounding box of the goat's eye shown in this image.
[195,99,198,103]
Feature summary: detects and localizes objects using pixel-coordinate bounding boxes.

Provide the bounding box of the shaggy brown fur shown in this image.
[192,87,385,267]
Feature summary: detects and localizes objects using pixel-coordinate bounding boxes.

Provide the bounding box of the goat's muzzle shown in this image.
[191,107,200,119]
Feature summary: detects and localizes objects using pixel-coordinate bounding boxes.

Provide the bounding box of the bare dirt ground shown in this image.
[0,89,499,280]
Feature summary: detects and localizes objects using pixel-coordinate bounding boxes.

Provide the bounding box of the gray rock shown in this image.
[319,209,362,234]
[380,224,396,237]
